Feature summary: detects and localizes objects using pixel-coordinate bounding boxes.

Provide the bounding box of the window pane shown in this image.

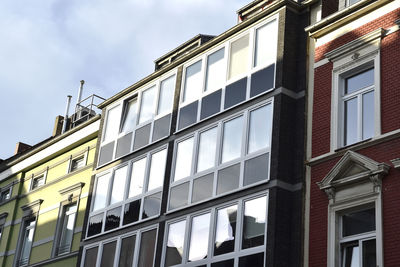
[174,138,194,181]
[32,176,44,190]
[88,214,103,237]
[158,75,176,115]
[362,91,374,140]
[192,174,213,203]
[169,182,189,210]
[206,48,225,92]
[165,220,186,266]
[100,241,116,267]
[118,235,136,267]
[84,247,98,267]
[363,239,376,267]
[58,204,77,254]
[254,20,277,67]
[239,252,264,267]
[147,149,167,191]
[244,153,269,186]
[20,219,35,265]
[342,208,375,237]
[217,163,240,195]
[221,116,243,163]
[133,123,151,150]
[139,86,156,124]
[129,158,146,198]
[248,104,272,153]
[345,68,374,94]
[103,105,120,143]
[228,34,249,79]
[70,155,85,172]
[138,229,157,267]
[93,174,111,211]
[242,196,267,249]
[189,213,211,262]
[120,98,137,133]
[214,205,237,256]
[105,206,121,231]
[123,199,141,225]
[212,259,234,267]
[344,98,358,146]
[153,114,171,141]
[142,192,161,219]
[341,242,359,267]
[197,127,217,172]
[110,166,128,204]
[183,60,203,103]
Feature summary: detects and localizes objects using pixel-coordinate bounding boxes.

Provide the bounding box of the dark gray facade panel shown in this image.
[200,89,222,120]
[244,153,269,186]
[152,114,171,142]
[217,164,240,195]
[98,141,114,166]
[115,132,133,158]
[250,64,275,98]
[133,124,151,150]
[178,101,198,130]
[169,182,189,210]
[192,173,214,203]
[224,77,247,109]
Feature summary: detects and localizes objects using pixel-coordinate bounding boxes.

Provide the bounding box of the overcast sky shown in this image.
[0,0,251,160]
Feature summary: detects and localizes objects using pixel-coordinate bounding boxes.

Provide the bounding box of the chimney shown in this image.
[14,142,32,155]
[52,115,64,137]
[62,95,72,134]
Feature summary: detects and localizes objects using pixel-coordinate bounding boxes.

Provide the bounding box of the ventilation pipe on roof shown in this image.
[62,95,72,134]
[76,80,85,106]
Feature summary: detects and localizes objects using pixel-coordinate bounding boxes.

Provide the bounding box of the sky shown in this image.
[0,0,251,160]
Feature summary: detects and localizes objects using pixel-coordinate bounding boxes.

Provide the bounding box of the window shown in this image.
[169,101,273,211]
[0,187,11,202]
[69,154,86,173]
[56,203,77,255]
[30,173,46,191]
[178,17,278,130]
[18,218,36,266]
[342,68,375,146]
[328,29,381,150]
[82,227,158,267]
[163,193,268,266]
[88,147,167,237]
[98,73,176,166]
[347,0,361,6]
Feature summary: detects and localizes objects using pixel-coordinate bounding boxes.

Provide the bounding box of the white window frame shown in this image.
[329,29,382,151]
[177,14,278,131]
[30,170,48,191]
[0,186,12,203]
[55,202,78,256]
[169,99,273,212]
[88,145,168,238]
[17,217,37,267]
[81,225,158,267]
[161,191,269,267]
[98,70,177,167]
[67,152,88,173]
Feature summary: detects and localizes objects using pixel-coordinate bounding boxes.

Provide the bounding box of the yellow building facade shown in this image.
[0,116,99,267]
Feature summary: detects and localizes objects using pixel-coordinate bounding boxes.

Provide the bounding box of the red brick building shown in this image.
[305,0,400,266]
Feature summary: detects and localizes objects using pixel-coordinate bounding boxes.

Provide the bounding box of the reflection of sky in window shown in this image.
[248,104,271,153]
[174,138,194,181]
[139,86,156,124]
[129,158,146,197]
[245,197,266,224]
[221,116,243,163]
[93,173,110,211]
[158,75,175,115]
[104,105,120,143]
[148,149,167,191]
[215,206,236,246]
[184,60,203,103]
[120,99,137,133]
[189,213,210,261]
[197,127,217,172]
[111,166,128,204]
[206,48,225,92]
[167,220,186,256]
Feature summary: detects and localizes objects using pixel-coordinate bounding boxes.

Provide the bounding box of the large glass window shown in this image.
[342,68,374,146]
[139,86,156,124]
[163,193,268,266]
[120,97,137,133]
[103,105,121,143]
[88,147,167,237]
[206,48,225,92]
[170,102,273,211]
[18,218,36,266]
[183,60,203,103]
[57,203,77,255]
[228,34,249,80]
[30,174,45,191]
[254,20,277,68]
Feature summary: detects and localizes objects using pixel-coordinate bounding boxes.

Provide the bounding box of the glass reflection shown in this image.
[148,149,167,191]
[174,138,194,181]
[165,220,186,266]
[100,241,116,267]
[221,116,243,163]
[87,214,103,237]
[184,60,203,103]
[93,173,111,211]
[142,192,161,219]
[345,68,374,94]
[129,158,146,198]
[139,86,156,124]
[197,127,217,172]
[248,104,272,153]
[118,235,136,267]
[206,48,225,92]
[214,205,237,256]
[105,207,121,231]
[189,213,211,261]
[158,75,175,115]
[344,97,357,146]
[110,166,128,204]
[123,199,141,225]
[242,196,266,249]
[362,91,374,140]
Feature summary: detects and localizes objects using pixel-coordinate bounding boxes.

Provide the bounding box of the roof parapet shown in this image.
[154,34,215,71]
[237,0,274,23]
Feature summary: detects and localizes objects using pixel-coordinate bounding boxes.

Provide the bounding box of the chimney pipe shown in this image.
[62,95,72,134]
[76,80,85,106]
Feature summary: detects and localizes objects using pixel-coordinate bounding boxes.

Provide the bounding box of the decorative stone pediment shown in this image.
[317,151,390,200]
